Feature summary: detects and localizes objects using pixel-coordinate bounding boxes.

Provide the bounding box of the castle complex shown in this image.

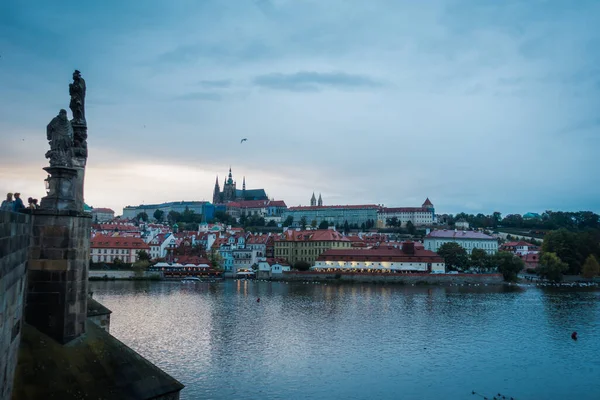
[212,168,268,204]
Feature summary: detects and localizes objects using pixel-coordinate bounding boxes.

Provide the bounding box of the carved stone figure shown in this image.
[45,109,74,167]
[69,69,86,126]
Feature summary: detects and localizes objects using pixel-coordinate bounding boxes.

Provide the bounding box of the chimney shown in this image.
[402,241,415,255]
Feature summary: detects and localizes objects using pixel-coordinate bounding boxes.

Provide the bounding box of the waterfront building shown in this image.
[274,229,351,265]
[91,235,150,263]
[90,207,115,222]
[122,201,215,222]
[499,241,540,255]
[377,198,435,228]
[283,204,380,227]
[313,242,445,273]
[212,168,268,204]
[424,230,498,254]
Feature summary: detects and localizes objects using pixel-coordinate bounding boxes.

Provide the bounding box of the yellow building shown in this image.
[274,229,351,265]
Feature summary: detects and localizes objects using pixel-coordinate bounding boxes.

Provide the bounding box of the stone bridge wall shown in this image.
[0,211,31,400]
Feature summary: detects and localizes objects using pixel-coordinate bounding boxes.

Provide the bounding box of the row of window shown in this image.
[92,248,133,255]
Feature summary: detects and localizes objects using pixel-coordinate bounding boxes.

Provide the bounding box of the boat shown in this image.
[181,277,202,283]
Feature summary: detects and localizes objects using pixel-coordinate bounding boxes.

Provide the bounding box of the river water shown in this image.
[91,280,600,400]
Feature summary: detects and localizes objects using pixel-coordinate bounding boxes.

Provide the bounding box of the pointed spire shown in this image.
[310,192,316,206]
[243,176,246,190]
[215,175,219,187]
[318,193,323,206]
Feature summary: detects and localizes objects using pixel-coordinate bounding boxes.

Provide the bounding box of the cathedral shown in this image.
[212,168,269,204]
[310,192,323,206]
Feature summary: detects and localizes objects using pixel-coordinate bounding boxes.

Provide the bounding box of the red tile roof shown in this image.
[422,198,433,206]
[276,229,350,242]
[91,208,115,213]
[91,235,150,250]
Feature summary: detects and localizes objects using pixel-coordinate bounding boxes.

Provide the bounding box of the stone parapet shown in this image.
[25,210,91,344]
[0,211,31,400]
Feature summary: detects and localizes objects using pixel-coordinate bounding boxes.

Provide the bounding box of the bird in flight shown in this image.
[240,138,248,144]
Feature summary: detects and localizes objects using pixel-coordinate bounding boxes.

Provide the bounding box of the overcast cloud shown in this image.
[1,0,599,215]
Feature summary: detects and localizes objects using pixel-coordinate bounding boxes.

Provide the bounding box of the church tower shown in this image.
[242,176,246,200]
[212,176,221,204]
[310,192,316,206]
[318,193,323,206]
[223,167,237,202]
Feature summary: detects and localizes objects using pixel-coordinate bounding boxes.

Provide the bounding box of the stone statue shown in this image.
[45,109,74,167]
[69,69,86,126]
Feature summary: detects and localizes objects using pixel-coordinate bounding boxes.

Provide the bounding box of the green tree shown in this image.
[581,254,600,279]
[318,220,329,229]
[209,251,224,271]
[343,220,349,232]
[438,242,469,271]
[137,250,151,261]
[283,215,294,227]
[538,252,569,282]
[470,248,490,270]
[542,229,580,274]
[492,252,525,282]
[311,219,318,228]
[136,212,148,222]
[406,221,416,235]
[266,220,277,227]
[294,260,311,271]
[153,209,164,222]
[300,216,307,229]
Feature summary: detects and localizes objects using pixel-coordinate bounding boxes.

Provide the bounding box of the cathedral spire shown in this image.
[310,192,316,206]
[243,176,246,190]
[318,193,323,206]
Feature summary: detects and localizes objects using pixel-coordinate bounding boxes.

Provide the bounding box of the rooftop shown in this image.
[426,230,495,240]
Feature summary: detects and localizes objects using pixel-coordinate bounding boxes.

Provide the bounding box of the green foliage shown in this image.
[300,216,307,229]
[294,260,311,271]
[406,221,416,235]
[343,220,349,232]
[492,252,525,282]
[209,251,224,271]
[538,252,569,282]
[542,229,581,274]
[136,212,148,222]
[438,242,469,271]
[470,248,491,270]
[213,210,236,225]
[137,250,151,261]
[318,220,329,229]
[153,209,164,222]
[311,219,318,228]
[267,220,277,227]
[283,216,294,227]
[582,255,600,279]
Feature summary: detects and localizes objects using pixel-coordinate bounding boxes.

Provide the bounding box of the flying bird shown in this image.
[240,138,248,144]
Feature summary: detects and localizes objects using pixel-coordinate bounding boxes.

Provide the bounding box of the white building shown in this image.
[91,208,115,222]
[455,218,469,230]
[90,235,150,263]
[424,230,498,255]
[377,198,435,228]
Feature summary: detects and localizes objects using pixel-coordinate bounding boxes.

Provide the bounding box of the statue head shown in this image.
[59,109,68,118]
[73,70,81,80]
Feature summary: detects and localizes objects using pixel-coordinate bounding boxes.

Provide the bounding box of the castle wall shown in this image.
[0,211,31,400]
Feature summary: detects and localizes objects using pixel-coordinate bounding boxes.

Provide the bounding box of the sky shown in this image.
[1,0,599,216]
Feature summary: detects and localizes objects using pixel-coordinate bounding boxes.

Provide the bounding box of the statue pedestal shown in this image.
[40,166,78,211]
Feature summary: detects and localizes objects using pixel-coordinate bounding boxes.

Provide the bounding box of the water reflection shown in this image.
[92,281,600,400]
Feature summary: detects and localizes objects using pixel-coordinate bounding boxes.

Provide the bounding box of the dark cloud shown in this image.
[253,71,383,92]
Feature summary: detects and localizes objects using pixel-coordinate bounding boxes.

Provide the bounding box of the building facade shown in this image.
[377,198,435,227]
[212,168,268,204]
[91,207,115,222]
[424,230,498,254]
[122,201,215,222]
[90,235,151,263]
[283,205,380,227]
[313,243,445,273]
[274,229,351,265]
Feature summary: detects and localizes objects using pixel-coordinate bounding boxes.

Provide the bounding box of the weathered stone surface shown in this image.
[0,210,30,400]
[25,211,91,345]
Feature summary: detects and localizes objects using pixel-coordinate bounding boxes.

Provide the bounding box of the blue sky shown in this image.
[1,0,599,215]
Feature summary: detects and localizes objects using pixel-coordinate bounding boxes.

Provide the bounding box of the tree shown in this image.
[209,250,224,271]
[318,220,329,229]
[136,212,148,222]
[343,220,349,232]
[538,252,569,282]
[437,242,469,271]
[153,209,164,222]
[300,216,307,229]
[311,219,318,228]
[137,250,151,261]
[470,248,490,270]
[581,255,600,279]
[492,252,525,282]
[542,229,580,274]
[167,210,180,224]
[406,221,416,235]
[283,216,294,227]
[294,260,311,271]
[266,220,277,227]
